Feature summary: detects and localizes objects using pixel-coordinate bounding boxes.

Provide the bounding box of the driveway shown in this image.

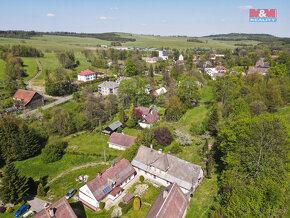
[26,196,49,213]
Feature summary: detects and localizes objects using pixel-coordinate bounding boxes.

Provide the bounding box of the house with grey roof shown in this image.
[102,120,123,135]
[131,146,203,194]
[98,81,119,95]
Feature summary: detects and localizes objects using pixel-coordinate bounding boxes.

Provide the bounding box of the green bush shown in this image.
[37,183,46,196]
[99,202,105,209]
[133,197,141,211]
[139,175,144,182]
[41,142,68,163]
[170,145,182,154]
[119,200,133,214]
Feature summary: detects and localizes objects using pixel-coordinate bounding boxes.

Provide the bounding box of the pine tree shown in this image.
[0,162,29,204]
[127,103,137,127]
[203,138,209,154]
[37,183,46,197]
[206,105,219,136]
[149,64,154,77]
[118,106,125,124]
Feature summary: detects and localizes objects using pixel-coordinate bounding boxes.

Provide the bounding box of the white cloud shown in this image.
[46,13,55,17]
[110,7,119,10]
[237,5,253,10]
[99,16,113,20]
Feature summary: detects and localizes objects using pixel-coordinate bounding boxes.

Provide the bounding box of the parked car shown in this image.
[22,210,36,217]
[14,205,30,217]
[65,188,76,200]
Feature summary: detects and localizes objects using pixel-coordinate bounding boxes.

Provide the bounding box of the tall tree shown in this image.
[0,162,29,204]
[124,59,137,76]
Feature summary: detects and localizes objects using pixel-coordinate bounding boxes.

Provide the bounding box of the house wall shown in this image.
[98,87,118,96]
[78,74,96,82]
[134,167,169,187]
[108,143,126,151]
[108,191,122,201]
[139,122,152,128]
[26,93,44,108]
[79,185,99,209]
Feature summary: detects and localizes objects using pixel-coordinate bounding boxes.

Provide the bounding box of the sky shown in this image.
[0,0,289,37]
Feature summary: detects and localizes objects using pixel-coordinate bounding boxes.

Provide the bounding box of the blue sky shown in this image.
[0,0,289,37]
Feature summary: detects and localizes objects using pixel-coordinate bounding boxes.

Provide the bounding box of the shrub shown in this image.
[5,207,13,213]
[41,142,68,163]
[121,144,139,162]
[154,127,173,146]
[139,176,144,182]
[175,130,193,146]
[133,197,141,211]
[16,200,25,207]
[119,200,133,214]
[37,183,46,197]
[99,202,105,209]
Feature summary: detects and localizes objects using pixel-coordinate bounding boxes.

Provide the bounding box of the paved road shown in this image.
[20,95,73,119]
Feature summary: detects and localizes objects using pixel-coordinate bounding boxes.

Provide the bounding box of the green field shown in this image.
[0,33,261,51]
[13,153,104,181]
[22,57,38,80]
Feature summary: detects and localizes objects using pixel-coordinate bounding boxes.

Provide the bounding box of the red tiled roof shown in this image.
[78,70,96,76]
[175,60,184,65]
[13,89,37,106]
[216,66,227,71]
[144,110,159,124]
[85,159,135,201]
[136,107,150,115]
[32,197,77,218]
[146,183,189,218]
[108,133,136,148]
[123,193,134,204]
[109,186,122,197]
[271,55,279,59]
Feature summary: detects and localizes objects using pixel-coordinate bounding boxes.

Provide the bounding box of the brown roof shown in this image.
[84,159,136,201]
[123,193,134,204]
[13,89,38,106]
[32,197,77,218]
[136,107,159,124]
[146,183,189,218]
[108,132,136,148]
[110,186,122,197]
[255,61,270,68]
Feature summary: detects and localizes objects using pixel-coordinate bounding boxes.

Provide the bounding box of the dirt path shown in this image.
[26,58,44,92]
[47,162,109,184]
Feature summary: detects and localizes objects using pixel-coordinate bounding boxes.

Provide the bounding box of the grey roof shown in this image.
[107,120,123,131]
[132,146,203,191]
[98,81,119,89]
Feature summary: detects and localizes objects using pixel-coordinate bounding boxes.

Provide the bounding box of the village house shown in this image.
[108,132,136,150]
[135,107,159,128]
[216,66,227,73]
[153,87,167,98]
[77,70,96,82]
[79,159,136,211]
[32,197,77,218]
[102,120,123,135]
[131,146,204,194]
[248,59,270,75]
[205,68,223,80]
[146,183,189,218]
[142,57,160,63]
[13,89,44,108]
[98,81,119,95]
[178,54,184,61]
[159,50,168,60]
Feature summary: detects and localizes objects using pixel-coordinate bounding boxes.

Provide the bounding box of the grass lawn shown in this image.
[274,106,290,134]
[174,107,208,133]
[201,86,214,104]
[123,127,142,137]
[177,139,204,166]
[124,182,164,218]
[22,57,38,81]
[0,58,6,80]
[186,173,219,218]
[13,153,104,181]
[64,131,121,158]
[46,165,107,201]
[58,100,79,112]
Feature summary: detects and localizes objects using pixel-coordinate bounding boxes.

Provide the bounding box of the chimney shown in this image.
[158,149,162,155]
[150,144,153,149]
[48,208,55,217]
[163,188,169,199]
[122,130,124,135]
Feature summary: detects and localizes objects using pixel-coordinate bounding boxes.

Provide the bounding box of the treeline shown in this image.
[0,30,42,39]
[0,44,43,58]
[187,38,203,43]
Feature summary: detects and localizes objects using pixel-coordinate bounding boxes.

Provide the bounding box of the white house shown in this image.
[153,87,167,98]
[98,81,119,95]
[205,68,223,80]
[78,70,96,82]
[178,54,184,61]
[108,132,136,151]
[135,107,159,128]
[131,146,204,194]
[79,159,136,211]
[159,50,168,60]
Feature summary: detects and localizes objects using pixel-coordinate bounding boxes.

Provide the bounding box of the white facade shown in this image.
[79,184,99,209]
[78,74,96,82]
[139,122,152,128]
[98,82,119,96]
[159,51,168,60]
[179,54,184,61]
[108,142,126,151]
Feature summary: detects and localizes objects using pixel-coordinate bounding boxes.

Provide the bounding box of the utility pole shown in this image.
[104,147,106,162]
